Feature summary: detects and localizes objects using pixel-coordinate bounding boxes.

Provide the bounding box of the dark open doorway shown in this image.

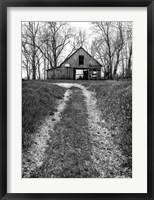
[74,69,89,80]
[83,70,88,80]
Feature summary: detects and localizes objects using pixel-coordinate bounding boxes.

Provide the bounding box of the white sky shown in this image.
[69,22,92,32]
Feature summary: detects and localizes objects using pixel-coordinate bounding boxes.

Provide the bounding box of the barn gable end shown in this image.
[47,47,102,80]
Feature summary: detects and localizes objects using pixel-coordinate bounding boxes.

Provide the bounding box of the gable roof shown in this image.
[46,47,102,71]
[60,46,102,67]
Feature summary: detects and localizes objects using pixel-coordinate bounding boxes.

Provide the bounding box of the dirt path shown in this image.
[53,83,125,178]
[23,83,125,178]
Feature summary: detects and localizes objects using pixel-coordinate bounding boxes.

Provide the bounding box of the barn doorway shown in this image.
[83,70,88,80]
[74,69,88,80]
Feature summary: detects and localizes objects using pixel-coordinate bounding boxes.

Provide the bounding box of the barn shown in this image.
[47,47,102,80]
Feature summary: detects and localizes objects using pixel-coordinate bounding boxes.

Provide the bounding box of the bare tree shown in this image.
[22,22,44,79]
[113,22,124,76]
[35,51,43,79]
[38,22,73,69]
[67,28,89,57]
[126,24,132,78]
[91,22,115,79]
[91,22,132,79]
[22,42,31,79]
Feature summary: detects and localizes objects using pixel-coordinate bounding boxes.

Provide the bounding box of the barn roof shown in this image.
[46,47,102,71]
[46,66,61,71]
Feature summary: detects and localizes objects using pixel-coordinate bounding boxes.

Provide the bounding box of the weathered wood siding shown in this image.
[47,67,73,79]
[47,47,102,79]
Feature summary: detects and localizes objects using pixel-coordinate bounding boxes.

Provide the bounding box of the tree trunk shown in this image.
[32,54,36,80]
[44,58,46,80]
[26,61,30,80]
[128,46,132,70]
[113,53,119,76]
[127,45,132,78]
[38,60,41,80]
[121,51,125,78]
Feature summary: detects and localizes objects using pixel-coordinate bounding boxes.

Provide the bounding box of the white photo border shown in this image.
[7,7,147,193]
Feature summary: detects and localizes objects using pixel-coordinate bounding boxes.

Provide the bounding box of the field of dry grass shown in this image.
[22,81,66,150]
[88,81,132,177]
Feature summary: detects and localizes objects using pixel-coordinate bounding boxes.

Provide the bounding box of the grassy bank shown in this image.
[22,81,65,150]
[88,81,132,176]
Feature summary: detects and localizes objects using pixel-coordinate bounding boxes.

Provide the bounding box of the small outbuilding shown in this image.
[47,47,102,80]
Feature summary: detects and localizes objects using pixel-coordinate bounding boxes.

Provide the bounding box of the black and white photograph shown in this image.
[22,21,132,178]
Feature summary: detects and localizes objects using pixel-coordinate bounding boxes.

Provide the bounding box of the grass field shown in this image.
[22,81,66,150]
[22,80,132,178]
[88,81,132,176]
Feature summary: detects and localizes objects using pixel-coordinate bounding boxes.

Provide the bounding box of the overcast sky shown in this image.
[69,22,92,32]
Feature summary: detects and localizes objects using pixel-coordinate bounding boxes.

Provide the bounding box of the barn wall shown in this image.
[60,66,74,79]
[47,67,101,80]
[47,67,73,79]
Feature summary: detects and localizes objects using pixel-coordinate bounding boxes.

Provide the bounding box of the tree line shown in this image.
[22,22,132,80]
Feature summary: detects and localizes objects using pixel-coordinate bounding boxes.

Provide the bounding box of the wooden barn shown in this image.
[47,47,102,80]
